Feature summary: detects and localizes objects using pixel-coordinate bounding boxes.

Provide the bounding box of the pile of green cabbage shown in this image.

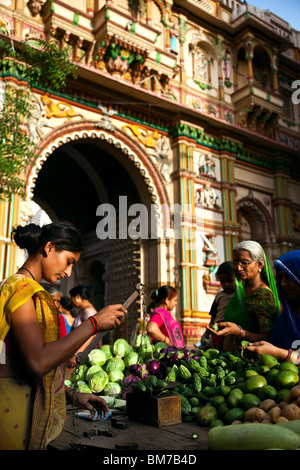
[65,336,156,399]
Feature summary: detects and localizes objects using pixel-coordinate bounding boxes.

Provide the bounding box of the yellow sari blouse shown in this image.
[0,275,66,450]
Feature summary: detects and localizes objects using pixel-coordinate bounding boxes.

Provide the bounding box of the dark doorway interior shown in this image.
[33,139,144,344]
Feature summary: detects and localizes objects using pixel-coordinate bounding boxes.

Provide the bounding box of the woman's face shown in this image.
[43,243,81,283]
[232,249,263,282]
[279,270,300,301]
[51,292,62,311]
[165,294,178,312]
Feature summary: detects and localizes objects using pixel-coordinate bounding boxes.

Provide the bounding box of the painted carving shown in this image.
[27,94,54,141]
[199,153,215,178]
[96,105,118,131]
[202,233,219,281]
[194,49,209,81]
[0,15,11,35]
[27,0,44,17]
[197,184,217,208]
[223,49,232,83]
[122,124,160,148]
[41,95,83,120]
[122,124,171,181]
[151,135,171,182]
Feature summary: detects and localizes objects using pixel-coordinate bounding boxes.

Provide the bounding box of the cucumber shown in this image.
[208,422,300,450]
[276,419,300,435]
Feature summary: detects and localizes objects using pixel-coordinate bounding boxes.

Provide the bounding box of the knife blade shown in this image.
[75,283,143,364]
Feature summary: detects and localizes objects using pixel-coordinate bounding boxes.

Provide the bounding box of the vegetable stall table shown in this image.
[47,405,209,451]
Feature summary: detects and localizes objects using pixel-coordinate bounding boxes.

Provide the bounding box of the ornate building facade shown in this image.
[0,0,299,346]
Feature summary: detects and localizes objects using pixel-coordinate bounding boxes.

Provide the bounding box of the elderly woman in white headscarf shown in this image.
[207,240,281,350]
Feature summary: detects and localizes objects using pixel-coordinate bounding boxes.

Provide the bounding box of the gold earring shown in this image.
[258,268,261,272]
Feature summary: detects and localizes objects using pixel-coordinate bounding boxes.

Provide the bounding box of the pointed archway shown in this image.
[24,123,172,344]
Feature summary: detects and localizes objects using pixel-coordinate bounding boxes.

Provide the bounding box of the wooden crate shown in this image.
[126,393,182,427]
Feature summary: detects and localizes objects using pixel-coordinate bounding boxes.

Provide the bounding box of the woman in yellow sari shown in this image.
[0,221,126,450]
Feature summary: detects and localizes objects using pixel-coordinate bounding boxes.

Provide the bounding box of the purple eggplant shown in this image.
[148,359,160,375]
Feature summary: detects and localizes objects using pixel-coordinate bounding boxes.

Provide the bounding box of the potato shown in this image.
[296,396,300,406]
[260,399,277,412]
[244,407,259,422]
[275,416,289,423]
[283,392,293,403]
[278,402,288,410]
[253,408,268,422]
[281,403,300,421]
[291,386,300,400]
[268,406,281,423]
[231,420,242,425]
[261,418,272,424]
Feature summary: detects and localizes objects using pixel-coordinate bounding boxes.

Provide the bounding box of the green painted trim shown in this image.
[180,178,185,207]
[230,191,235,223]
[222,190,228,221]
[182,267,187,310]
[224,235,230,260]
[5,243,10,278]
[182,226,186,262]
[73,12,79,26]
[188,179,192,206]
[189,227,194,263]
[191,268,195,310]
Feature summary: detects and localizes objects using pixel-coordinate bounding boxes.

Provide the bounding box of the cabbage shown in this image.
[71,364,88,382]
[64,379,73,388]
[105,356,125,373]
[112,338,131,358]
[135,333,152,348]
[124,351,139,369]
[100,344,113,360]
[85,364,103,382]
[108,369,124,384]
[113,398,126,409]
[103,381,122,397]
[98,395,115,407]
[139,342,154,361]
[77,381,92,394]
[88,370,109,393]
[154,342,168,353]
[88,349,107,367]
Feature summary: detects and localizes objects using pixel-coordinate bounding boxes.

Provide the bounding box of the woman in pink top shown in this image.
[147,285,185,348]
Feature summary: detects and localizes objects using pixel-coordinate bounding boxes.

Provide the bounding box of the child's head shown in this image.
[216,261,236,294]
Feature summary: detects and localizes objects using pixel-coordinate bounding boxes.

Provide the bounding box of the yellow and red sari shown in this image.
[0,275,66,450]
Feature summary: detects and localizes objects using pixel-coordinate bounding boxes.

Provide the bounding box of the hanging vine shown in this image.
[0,37,77,200]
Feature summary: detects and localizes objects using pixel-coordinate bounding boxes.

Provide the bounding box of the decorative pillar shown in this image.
[175,141,200,347]
[232,61,238,91]
[146,0,152,24]
[217,36,224,101]
[245,38,254,88]
[87,0,94,15]
[273,172,293,254]
[220,152,239,259]
[0,195,21,279]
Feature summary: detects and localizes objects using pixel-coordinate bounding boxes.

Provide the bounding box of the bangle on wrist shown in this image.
[285,349,292,362]
[285,349,300,365]
[88,315,100,334]
[234,325,244,339]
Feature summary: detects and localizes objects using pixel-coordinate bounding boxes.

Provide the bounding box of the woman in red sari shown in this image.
[147,285,185,348]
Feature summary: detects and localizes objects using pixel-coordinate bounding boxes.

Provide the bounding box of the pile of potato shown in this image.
[241,386,300,424]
